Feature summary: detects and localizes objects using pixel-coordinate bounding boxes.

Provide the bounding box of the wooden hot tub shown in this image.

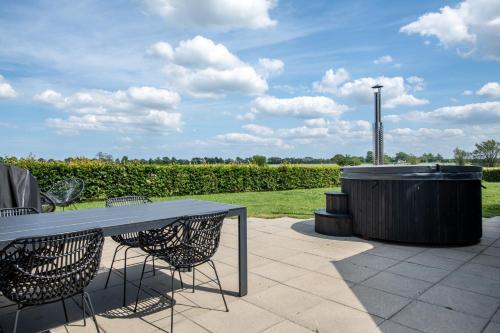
[341,165,482,245]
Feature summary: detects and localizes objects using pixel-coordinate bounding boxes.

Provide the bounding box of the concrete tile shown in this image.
[329,285,411,319]
[471,254,500,268]
[442,271,500,298]
[260,320,312,333]
[162,319,210,333]
[483,322,500,333]
[371,320,422,333]
[406,252,463,270]
[419,284,500,318]
[251,261,310,283]
[484,246,500,257]
[365,245,419,261]
[245,284,323,320]
[362,272,432,298]
[306,245,363,261]
[424,248,477,261]
[492,239,500,248]
[457,262,500,282]
[346,253,400,271]
[493,307,500,322]
[279,252,330,271]
[387,261,450,283]
[317,261,379,283]
[249,245,300,261]
[392,301,488,333]
[294,300,383,333]
[190,300,282,333]
[216,253,274,269]
[285,272,353,301]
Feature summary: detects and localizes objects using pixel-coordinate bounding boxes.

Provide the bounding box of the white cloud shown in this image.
[143,0,277,30]
[242,124,274,136]
[215,133,288,148]
[463,90,474,95]
[304,118,328,127]
[477,82,500,98]
[385,101,500,124]
[34,87,183,134]
[312,68,350,94]
[258,58,284,78]
[373,55,394,64]
[400,0,500,60]
[313,69,428,108]
[147,42,174,61]
[0,75,17,99]
[250,95,348,119]
[153,36,268,98]
[387,127,464,143]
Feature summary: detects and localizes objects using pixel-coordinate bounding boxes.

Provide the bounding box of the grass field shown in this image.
[70,182,500,219]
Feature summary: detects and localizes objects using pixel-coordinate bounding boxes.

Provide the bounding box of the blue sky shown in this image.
[0,0,499,159]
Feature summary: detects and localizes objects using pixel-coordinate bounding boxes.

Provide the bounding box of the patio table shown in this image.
[0,199,248,296]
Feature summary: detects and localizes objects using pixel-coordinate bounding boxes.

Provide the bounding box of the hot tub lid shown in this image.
[341,165,482,180]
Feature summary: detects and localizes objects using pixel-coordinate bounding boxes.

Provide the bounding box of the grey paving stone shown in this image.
[251,261,310,283]
[493,307,500,323]
[406,252,463,270]
[317,261,379,283]
[346,253,400,271]
[484,246,500,257]
[471,254,500,268]
[362,272,432,298]
[387,261,450,283]
[329,285,411,319]
[371,320,422,333]
[285,271,353,301]
[442,271,500,298]
[294,300,383,333]
[279,252,332,271]
[365,245,419,261]
[392,301,488,333]
[418,284,500,318]
[260,320,312,333]
[483,322,500,333]
[457,262,500,282]
[424,248,476,261]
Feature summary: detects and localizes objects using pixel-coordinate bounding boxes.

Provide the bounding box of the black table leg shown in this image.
[238,208,248,296]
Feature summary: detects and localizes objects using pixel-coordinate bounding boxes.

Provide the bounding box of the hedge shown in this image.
[483,168,500,182]
[11,161,341,201]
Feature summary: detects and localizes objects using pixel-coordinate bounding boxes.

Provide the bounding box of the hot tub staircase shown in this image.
[314,192,352,236]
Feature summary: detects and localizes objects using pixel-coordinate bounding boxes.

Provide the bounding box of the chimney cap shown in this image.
[371,84,383,89]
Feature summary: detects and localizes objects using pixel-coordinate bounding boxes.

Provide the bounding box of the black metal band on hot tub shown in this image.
[341,172,482,181]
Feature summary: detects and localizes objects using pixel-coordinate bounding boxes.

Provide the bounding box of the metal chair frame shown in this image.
[0,228,104,333]
[0,207,39,217]
[44,178,85,210]
[133,211,229,333]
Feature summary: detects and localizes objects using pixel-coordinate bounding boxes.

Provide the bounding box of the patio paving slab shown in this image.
[391,301,488,333]
[1,216,500,333]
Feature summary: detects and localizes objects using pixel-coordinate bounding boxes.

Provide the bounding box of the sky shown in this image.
[0,0,499,160]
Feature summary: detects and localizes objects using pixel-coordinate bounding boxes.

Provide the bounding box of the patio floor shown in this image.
[1,217,500,333]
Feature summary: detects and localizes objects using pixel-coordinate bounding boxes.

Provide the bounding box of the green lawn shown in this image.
[69,181,500,219]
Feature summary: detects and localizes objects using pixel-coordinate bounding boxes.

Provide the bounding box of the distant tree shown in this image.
[394,152,410,163]
[383,154,392,164]
[453,148,469,166]
[331,154,347,166]
[407,155,419,165]
[96,152,113,161]
[267,157,282,164]
[251,155,267,166]
[472,139,500,167]
[365,151,373,164]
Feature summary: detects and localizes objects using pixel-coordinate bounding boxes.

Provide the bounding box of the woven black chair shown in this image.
[40,192,56,213]
[0,228,104,333]
[104,196,173,306]
[0,207,39,217]
[43,178,84,210]
[133,211,228,333]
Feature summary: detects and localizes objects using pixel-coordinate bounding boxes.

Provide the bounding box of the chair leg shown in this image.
[209,260,228,312]
[62,298,69,323]
[152,256,156,276]
[170,269,176,333]
[192,267,196,293]
[133,255,150,312]
[104,245,123,288]
[83,292,100,333]
[82,292,86,326]
[178,270,184,289]
[123,247,132,307]
[12,307,20,333]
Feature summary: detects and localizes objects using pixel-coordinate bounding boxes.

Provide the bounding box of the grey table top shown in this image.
[0,199,246,245]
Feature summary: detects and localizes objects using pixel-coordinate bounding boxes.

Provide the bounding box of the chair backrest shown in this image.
[0,228,104,306]
[140,211,227,267]
[106,196,152,244]
[46,178,85,206]
[40,192,56,213]
[106,195,152,207]
[0,207,39,217]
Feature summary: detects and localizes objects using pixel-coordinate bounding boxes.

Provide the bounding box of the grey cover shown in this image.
[0,163,41,211]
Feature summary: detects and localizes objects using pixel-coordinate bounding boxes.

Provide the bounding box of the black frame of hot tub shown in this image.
[341,165,482,245]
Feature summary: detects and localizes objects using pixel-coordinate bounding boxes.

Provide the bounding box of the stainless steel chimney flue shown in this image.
[372,85,384,165]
